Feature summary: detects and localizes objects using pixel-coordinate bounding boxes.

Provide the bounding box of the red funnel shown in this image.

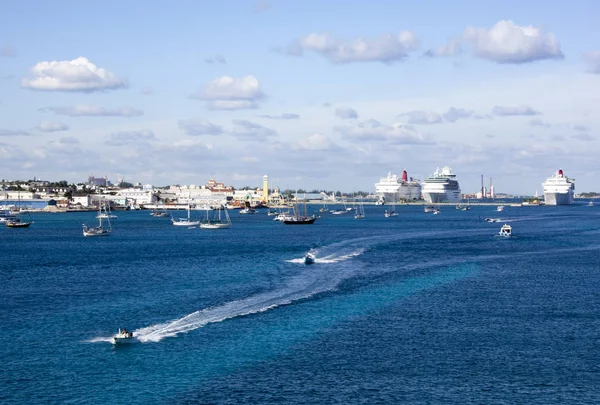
[402,170,408,181]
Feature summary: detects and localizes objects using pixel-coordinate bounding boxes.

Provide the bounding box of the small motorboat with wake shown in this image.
[498,224,512,237]
[113,328,136,345]
[304,252,316,265]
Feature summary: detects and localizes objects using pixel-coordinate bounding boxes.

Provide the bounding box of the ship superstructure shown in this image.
[421,166,461,203]
[542,169,575,205]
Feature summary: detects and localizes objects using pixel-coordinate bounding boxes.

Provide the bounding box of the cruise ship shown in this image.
[542,169,575,205]
[374,170,421,203]
[421,166,461,203]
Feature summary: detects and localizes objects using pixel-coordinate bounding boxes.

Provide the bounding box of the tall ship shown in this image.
[421,166,461,203]
[374,170,421,203]
[542,169,575,205]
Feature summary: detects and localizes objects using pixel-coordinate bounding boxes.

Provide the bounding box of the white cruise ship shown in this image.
[421,166,461,203]
[542,169,575,205]
[374,170,421,203]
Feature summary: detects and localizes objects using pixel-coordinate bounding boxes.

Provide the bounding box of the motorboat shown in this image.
[304,253,316,265]
[498,224,512,237]
[497,205,505,212]
[485,217,501,223]
[588,201,595,207]
[384,210,398,217]
[113,328,136,345]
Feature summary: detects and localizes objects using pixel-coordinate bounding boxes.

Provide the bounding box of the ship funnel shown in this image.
[558,169,563,176]
[402,170,408,181]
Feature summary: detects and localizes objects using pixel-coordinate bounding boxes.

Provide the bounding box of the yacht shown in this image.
[304,252,316,265]
[542,169,575,205]
[113,329,136,345]
[498,224,512,237]
[421,166,461,203]
[375,170,421,204]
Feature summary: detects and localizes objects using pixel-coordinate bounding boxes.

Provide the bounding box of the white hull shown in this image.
[172,220,200,226]
[543,191,573,206]
[422,190,461,204]
[200,222,231,229]
[83,227,110,237]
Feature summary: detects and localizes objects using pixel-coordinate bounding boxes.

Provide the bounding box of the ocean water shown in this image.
[1,204,599,404]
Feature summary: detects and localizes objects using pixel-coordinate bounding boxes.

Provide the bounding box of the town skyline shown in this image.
[1,1,600,194]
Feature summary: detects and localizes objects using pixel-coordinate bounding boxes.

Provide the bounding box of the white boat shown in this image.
[200,206,232,229]
[172,202,200,227]
[498,224,512,237]
[542,169,575,205]
[384,201,399,217]
[424,205,435,213]
[97,202,117,219]
[485,217,502,223]
[375,170,422,204]
[112,328,136,345]
[238,201,256,214]
[496,205,505,212]
[588,201,595,207]
[83,202,111,236]
[304,252,316,265]
[421,166,461,203]
[433,208,441,215]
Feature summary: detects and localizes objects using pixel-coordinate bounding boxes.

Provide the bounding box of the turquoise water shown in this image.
[1,204,599,404]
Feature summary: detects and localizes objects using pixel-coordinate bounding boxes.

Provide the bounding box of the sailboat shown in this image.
[97,201,117,219]
[171,201,200,227]
[354,197,365,219]
[5,191,32,228]
[384,200,398,217]
[200,205,232,229]
[283,194,317,224]
[83,201,112,236]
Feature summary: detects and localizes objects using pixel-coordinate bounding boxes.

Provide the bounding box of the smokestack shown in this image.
[402,170,408,181]
[481,175,484,199]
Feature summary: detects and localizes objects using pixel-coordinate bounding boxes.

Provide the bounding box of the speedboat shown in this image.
[304,253,316,265]
[497,205,505,212]
[498,224,512,237]
[485,217,501,223]
[384,210,398,217]
[113,329,136,345]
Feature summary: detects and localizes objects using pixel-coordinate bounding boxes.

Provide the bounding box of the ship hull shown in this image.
[543,191,573,206]
[422,191,461,204]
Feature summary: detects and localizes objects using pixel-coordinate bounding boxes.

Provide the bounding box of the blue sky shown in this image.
[1,0,599,194]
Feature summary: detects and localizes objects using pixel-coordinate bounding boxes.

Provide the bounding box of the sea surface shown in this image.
[1,204,599,404]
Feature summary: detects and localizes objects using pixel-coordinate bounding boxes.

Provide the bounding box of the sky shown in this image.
[1,0,600,194]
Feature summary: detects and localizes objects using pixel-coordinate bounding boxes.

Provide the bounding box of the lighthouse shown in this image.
[262,175,269,204]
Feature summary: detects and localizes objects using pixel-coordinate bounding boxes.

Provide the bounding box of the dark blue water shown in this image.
[2,204,599,404]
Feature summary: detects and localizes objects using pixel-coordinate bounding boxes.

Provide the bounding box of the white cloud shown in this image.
[397,110,443,125]
[37,121,69,132]
[335,106,358,119]
[0,129,32,137]
[59,136,79,144]
[572,133,596,142]
[231,120,276,140]
[293,133,339,151]
[290,31,419,64]
[492,105,540,116]
[105,130,156,146]
[335,119,433,145]
[21,57,126,92]
[442,107,473,122]
[0,44,17,57]
[178,119,224,136]
[583,51,600,74]
[41,104,143,117]
[259,113,300,120]
[192,75,264,110]
[529,118,551,127]
[462,20,563,64]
